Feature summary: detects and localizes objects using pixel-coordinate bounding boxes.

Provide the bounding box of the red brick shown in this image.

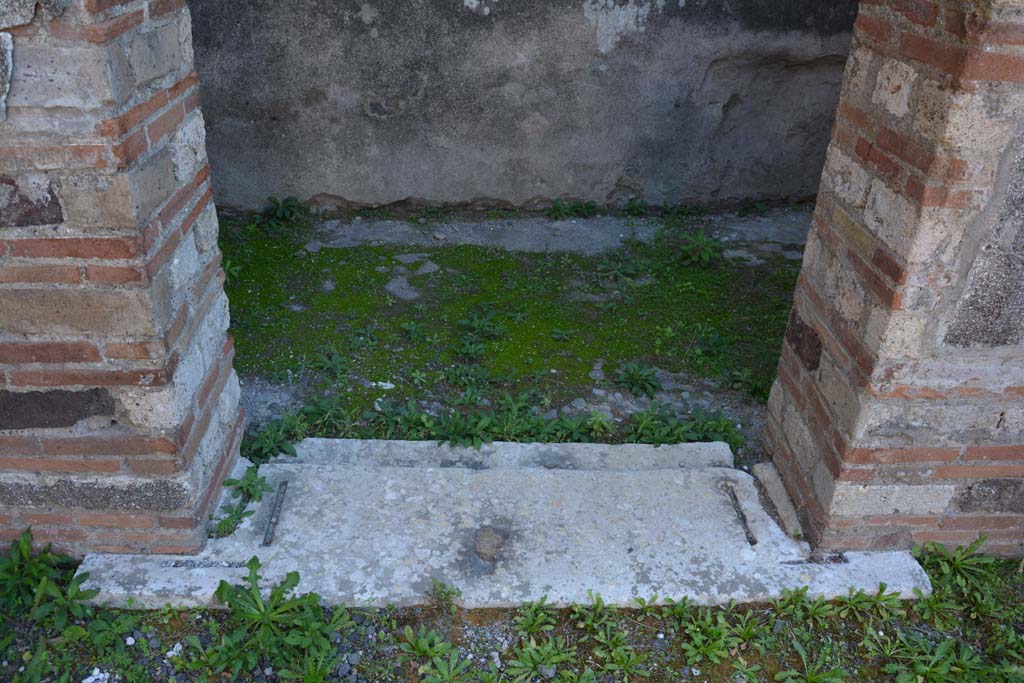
[11,367,171,388]
[936,515,1023,531]
[149,0,187,18]
[41,435,177,456]
[112,129,148,169]
[146,103,185,145]
[49,10,144,44]
[838,103,871,131]
[77,512,154,529]
[876,127,935,172]
[891,0,939,27]
[181,188,213,234]
[962,49,1024,83]
[0,436,42,456]
[157,514,200,529]
[0,145,109,171]
[970,20,1024,46]
[149,544,201,555]
[168,71,200,101]
[8,237,141,260]
[0,341,101,364]
[0,456,121,473]
[84,265,145,284]
[145,224,184,279]
[849,249,900,308]
[899,32,966,73]
[104,341,163,360]
[184,90,202,114]
[83,0,135,12]
[844,447,959,464]
[22,512,73,526]
[964,445,1024,461]
[126,458,179,475]
[871,247,907,284]
[905,176,980,208]
[854,12,894,45]
[97,91,169,138]
[934,464,1024,479]
[0,264,81,284]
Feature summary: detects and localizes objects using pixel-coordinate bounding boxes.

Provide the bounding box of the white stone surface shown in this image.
[79,442,930,609]
[280,438,734,470]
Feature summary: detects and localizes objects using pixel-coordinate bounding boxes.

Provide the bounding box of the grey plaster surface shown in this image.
[190,0,854,209]
[80,441,929,609]
[308,207,811,257]
[277,438,734,470]
[311,216,660,256]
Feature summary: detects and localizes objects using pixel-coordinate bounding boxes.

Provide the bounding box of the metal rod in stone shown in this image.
[721,481,758,546]
[262,480,289,547]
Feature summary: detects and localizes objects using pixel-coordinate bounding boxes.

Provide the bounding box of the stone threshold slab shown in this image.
[277,438,735,470]
[79,460,930,609]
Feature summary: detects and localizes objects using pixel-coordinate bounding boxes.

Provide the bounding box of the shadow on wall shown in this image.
[188,0,857,210]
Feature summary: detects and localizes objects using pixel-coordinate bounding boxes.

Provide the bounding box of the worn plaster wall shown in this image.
[188,0,857,210]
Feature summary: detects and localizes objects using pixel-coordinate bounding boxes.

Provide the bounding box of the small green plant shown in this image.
[546,200,597,219]
[401,321,428,342]
[774,640,844,683]
[615,362,662,398]
[571,591,617,635]
[515,595,558,636]
[733,656,763,682]
[586,411,614,439]
[399,626,455,663]
[681,608,738,665]
[454,335,488,360]
[429,578,462,615]
[212,502,254,538]
[835,583,905,624]
[242,419,297,463]
[423,651,474,683]
[30,571,98,630]
[680,229,723,266]
[0,529,73,615]
[223,465,273,504]
[622,199,647,217]
[507,637,576,682]
[551,328,573,341]
[411,369,429,387]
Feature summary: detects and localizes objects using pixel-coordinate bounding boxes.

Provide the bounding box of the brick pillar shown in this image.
[766,0,1024,556]
[0,0,242,555]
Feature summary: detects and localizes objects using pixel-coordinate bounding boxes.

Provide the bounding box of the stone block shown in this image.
[192,202,218,254]
[0,389,114,430]
[823,147,871,209]
[863,178,919,255]
[831,482,956,517]
[0,173,63,227]
[872,59,916,118]
[129,148,175,221]
[171,111,207,183]
[956,479,1024,514]
[109,18,185,98]
[58,172,136,229]
[0,288,157,336]
[7,42,113,110]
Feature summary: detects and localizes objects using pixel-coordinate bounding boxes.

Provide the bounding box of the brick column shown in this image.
[0,0,242,555]
[767,0,1024,556]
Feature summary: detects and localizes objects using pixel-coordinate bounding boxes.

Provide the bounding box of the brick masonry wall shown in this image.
[0,0,242,555]
[766,0,1024,556]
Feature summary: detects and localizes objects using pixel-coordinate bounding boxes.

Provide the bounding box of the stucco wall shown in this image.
[189,0,857,210]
